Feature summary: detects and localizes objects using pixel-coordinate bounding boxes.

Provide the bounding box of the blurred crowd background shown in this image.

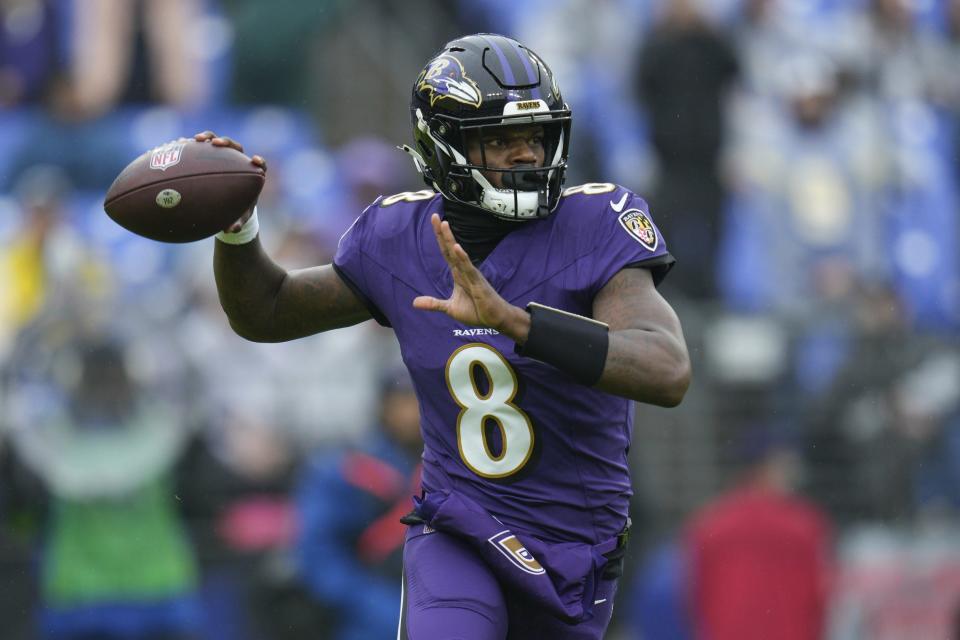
[1,0,959,638]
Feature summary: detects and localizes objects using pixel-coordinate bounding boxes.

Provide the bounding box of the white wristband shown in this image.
[215,209,260,245]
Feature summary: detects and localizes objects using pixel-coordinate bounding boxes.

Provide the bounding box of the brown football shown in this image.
[103,138,265,243]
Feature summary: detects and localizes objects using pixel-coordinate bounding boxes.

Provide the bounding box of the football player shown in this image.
[201,33,690,640]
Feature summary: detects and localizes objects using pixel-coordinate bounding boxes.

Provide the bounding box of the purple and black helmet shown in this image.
[404,34,572,220]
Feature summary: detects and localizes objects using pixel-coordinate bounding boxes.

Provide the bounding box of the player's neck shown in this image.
[442,199,523,265]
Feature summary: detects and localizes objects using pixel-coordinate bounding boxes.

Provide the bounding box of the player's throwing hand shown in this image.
[194,131,267,232]
[413,213,529,342]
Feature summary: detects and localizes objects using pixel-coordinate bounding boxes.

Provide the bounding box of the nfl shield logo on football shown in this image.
[150,142,185,171]
[618,209,658,252]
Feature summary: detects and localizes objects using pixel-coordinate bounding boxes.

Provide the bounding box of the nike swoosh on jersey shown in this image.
[610,193,629,213]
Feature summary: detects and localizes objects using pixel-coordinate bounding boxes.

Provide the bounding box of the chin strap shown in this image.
[479,186,541,219]
[399,144,429,177]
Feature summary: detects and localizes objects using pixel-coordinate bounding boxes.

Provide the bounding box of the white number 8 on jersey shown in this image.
[445,344,534,478]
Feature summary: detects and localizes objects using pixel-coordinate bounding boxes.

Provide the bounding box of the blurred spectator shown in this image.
[3,0,222,192]
[804,284,952,522]
[0,166,95,359]
[924,0,960,109]
[174,399,299,640]
[0,0,66,107]
[733,0,793,98]
[0,441,44,640]
[626,539,694,640]
[913,409,960,513]
[635,0,740,300]
[686,425,833,640]
[828,523,960,640]
[293,367,421,640]
[0,168,63,353]
[722,53,892,313]
[69,0,209,118]
[900,354,960,513]
[843,0,946,103]
[3,321,200,640]
[732,0,852,100]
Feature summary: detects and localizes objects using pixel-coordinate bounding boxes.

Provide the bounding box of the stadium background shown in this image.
[1,0,959,638]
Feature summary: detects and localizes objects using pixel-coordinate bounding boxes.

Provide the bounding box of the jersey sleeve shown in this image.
[333,200,392,327]
[588,187,675,296]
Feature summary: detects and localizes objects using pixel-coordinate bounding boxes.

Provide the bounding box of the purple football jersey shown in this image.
[334,184,673,544]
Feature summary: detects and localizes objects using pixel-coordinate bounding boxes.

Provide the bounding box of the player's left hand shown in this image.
[413,214,529,341]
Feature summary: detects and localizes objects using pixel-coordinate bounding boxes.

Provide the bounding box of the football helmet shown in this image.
[403,34,571,220]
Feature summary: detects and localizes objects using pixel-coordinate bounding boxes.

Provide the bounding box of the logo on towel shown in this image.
[488,530,545,575]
